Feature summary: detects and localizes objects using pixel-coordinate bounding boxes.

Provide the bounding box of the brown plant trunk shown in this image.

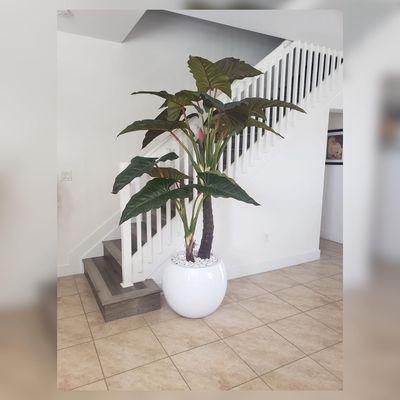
[185,237,195,262]
[198,196,214,259]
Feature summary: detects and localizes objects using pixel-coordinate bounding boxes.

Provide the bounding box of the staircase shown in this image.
[84,40,343,321]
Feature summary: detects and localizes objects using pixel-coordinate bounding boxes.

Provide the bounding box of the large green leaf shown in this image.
[142,110,171,148]
[246,118,284,139]
[197,172,259,206]
[200,93,249,136]
[165,90,201,121]
[118,118,186,137]
[157,152,179,162]
[215,57,262,82]
[120,179,193,224]
[112,156,158,194]
[149,167,190,181]
[131,90,172,99]
[112,152,180,194]
[241,98,306,116]
[188,56,231,97]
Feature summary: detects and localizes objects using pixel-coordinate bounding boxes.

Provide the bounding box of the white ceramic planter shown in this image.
[162,254,227,318]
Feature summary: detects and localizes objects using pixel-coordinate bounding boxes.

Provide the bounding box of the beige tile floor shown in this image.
[57,239,343,391]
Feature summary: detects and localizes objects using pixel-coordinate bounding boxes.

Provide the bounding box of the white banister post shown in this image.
[332,49,339,87]
[264,66,272,151]
[271,59,280,147]
[119,162,133,288]
[284,46,293,131]
[328,49,334,92]
[323,48,330,96]
[146,210,152,263]
[311,45,319,106]
[249,77,257,165]
[256,73,264,157]
[291,42,300,126]
[134,179,143,274]
[241,82,250,172]
[298,42,306,108]
[230,86,238,177]
[304,43,312,108]
[317,46,324,100]
[234,84,241,169]
[226,135,232,175]
[156,207,162,253]
[278,49,287,129]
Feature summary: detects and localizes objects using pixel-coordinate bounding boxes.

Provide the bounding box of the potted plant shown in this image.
[113,55,305,318]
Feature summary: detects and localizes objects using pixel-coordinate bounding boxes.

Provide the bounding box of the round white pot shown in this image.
[162,253,227,318]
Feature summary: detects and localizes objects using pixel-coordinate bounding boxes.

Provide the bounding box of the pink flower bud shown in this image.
[197,127,204,146]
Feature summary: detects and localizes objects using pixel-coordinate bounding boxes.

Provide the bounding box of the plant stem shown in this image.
[197,195,214,259]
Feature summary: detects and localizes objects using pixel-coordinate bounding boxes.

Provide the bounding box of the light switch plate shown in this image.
[60,170,72,181]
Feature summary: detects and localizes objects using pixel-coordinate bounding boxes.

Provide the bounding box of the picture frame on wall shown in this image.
[325,129,343,165]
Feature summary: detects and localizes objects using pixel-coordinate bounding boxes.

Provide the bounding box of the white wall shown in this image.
[320,112,343,243]
[211,101,331,278]
[0,0,56,306]
[57,10,283,275]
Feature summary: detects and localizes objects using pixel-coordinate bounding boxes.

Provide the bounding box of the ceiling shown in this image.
[174,10,342,49]
[57,10,145,42]
[57,9,342,49]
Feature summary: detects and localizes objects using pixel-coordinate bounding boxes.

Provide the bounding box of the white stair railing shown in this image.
[118,40,343,287]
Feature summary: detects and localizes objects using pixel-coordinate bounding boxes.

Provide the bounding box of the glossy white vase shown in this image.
[162,254,227,318]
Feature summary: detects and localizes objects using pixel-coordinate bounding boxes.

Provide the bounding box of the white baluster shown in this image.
[291,42,300,126]
[311,45,319,106]
[332,49,338,87]
[327,49,334,92]
[249,77,257,165]
[271,61,280,146]
[119,162,133,288]
[256,73,265,157]
[317,47,324,100]
[298,42,306,108]
[174,155,181,238]
[278,50,287,129]
[230,86,239,177]
[166,199,172,245]
[134,179,143,274]
[146,210,152,263]
[323,48,330,96]
[234,84,241,169]
[264,67,272,151]
[241,83,250,172]
[304,44,312,107]
[156,207,162,253]
[226,136,232,175]
[284,46,293,131]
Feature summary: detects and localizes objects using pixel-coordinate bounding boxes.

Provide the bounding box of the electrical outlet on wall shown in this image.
[60,170,72,182]
[264,233,269,243]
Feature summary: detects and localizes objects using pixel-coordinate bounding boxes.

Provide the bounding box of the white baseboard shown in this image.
[226,250,321,280]
[57,263,81,277]
[151,249,321,287]
[320,229,343,244]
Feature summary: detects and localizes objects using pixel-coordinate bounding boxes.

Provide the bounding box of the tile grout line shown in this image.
[145,322,192,391]
[77,289,110,391]
[72,379,107,391]
[266,319,342,371]
[305,343,343,384]
[305,306,343,334]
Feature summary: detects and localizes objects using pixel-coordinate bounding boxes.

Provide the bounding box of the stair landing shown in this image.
[83,256,161,322]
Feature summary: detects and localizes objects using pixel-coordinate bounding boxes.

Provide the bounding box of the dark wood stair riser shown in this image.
[84,256,161,322]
